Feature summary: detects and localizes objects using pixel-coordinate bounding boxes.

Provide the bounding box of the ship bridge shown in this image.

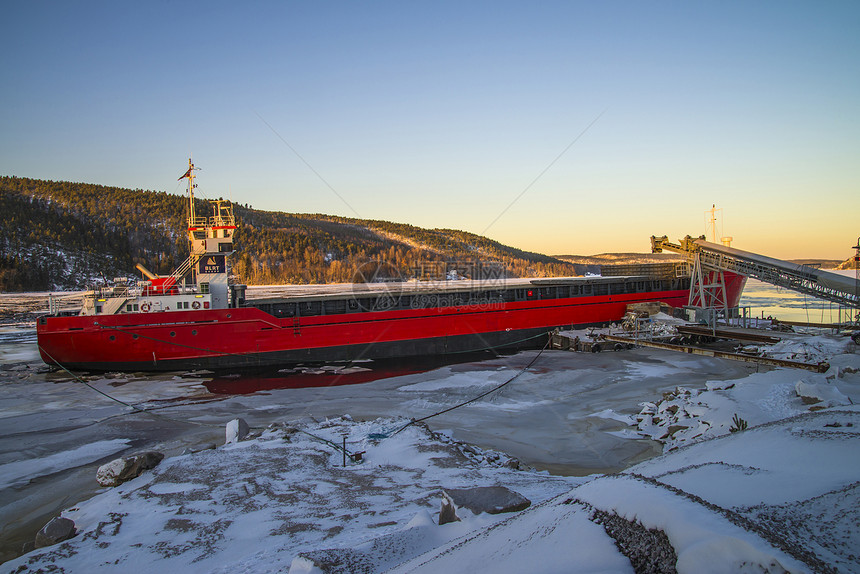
[651,235,860,314]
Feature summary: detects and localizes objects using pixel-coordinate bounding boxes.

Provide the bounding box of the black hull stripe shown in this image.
[56,324,598,372]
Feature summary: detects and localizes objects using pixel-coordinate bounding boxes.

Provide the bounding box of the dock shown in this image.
[551,320,832,374]
[601,334,829,373]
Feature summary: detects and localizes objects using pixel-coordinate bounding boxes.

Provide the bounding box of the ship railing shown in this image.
[48,295,61,315]
[187,214,236,229]
[86,285,131,299]
[47,293,85,315]
[85,283,202,299]
[169,253,201,282]
[138,283,202,297]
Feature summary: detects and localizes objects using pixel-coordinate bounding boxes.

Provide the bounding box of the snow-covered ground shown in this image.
[3,327,858,572]
[2,417,588,573]
[2,284,859,572]
[394,407,860,574]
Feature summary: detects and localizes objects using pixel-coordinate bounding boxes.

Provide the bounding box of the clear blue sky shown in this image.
[2,1,858,260]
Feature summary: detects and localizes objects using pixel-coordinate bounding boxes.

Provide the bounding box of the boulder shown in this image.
[289,548,374,574]
[34,517,76,548]
[442,486,531,515]
[96,458,128,487]
[438,491,460,525]
[96,451,164,487]
[226,418,250,444]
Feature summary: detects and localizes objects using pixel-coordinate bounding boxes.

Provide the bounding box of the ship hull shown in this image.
[37,287,693,372]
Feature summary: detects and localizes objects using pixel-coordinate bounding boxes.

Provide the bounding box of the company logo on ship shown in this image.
[199,255,226,274]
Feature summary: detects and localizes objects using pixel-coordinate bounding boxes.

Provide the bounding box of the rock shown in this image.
[180,443,217,456]
[795,379,851,409]
[96,451,164,487]
[705,381,735,391]
[96,458,129,487]
[34,517,76,548]
[289,548,374,574]
[438,492,460,525]
[639,402,658,414]
[226,418,250,444]
[590,508,677,573]
[442,486,531,515]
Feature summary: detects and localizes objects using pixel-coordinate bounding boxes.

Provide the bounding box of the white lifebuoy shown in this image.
[192,301,201,310]
[141,303,151,312]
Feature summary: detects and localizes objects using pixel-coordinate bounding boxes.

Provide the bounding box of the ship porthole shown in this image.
[109,335,116,341]
[170,331,176,337]
[132,334,139,340]
[192,329,198,336]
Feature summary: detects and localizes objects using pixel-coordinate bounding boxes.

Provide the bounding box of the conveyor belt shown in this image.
[652,235,859,309]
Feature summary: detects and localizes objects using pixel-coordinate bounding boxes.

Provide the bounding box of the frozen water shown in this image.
[0,439,131,490]
[740,274,858,324]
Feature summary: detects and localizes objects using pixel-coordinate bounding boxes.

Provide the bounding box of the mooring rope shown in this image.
[390,334,552,436]
[39,345,368,457]
[38,344,224,429]
[39,328,556,445]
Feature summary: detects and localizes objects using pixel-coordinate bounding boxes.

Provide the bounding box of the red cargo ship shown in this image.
[37,161,744,372]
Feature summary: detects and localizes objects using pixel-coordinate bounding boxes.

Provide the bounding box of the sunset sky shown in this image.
[2,1,858,260]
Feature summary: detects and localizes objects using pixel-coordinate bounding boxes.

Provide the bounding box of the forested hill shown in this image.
[0,176,581,291]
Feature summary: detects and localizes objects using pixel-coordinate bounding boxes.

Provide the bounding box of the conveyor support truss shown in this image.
[651,235,859,310]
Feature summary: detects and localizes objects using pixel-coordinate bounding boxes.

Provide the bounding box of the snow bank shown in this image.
[795,376,852,408]
[753,334,853,364]
[396,407,860,573]
[5,417,583,573]
[389,497,633,574]
[572,477,810,574]
[633,333,858,452]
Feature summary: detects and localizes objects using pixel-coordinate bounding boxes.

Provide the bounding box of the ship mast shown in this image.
[182,157,198,284]
[187,157,196,227]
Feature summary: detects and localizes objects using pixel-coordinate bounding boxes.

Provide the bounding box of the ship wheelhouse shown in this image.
[72,159,241,317]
